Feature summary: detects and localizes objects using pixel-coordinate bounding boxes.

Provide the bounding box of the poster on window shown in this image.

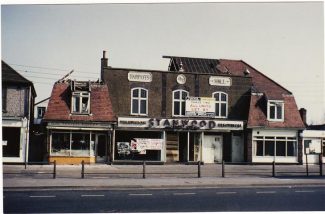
[185,97,215,117]
[131,138,163,155]
[117,142,131,155]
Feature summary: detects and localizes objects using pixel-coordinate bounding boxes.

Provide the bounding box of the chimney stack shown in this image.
[299,108,307,125]
[100,50,108,82]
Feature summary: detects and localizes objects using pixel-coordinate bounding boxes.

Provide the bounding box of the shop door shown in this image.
[203,135,223,163]
[166,132,179,162]
[96,134,107,163]
[231,134,244,162]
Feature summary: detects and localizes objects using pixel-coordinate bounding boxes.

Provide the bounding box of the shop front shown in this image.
[115,117,244,163]
[47,122,113,164]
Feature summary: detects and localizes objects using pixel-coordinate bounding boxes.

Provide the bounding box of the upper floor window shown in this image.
[212,92,228,118]
[131,88,148,115]
[72,91,90,114]
[37,107,46,118]
[267,100,284,121]
[173,89,189,116]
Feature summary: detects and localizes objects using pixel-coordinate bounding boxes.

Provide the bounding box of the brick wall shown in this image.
[103,68,252,119]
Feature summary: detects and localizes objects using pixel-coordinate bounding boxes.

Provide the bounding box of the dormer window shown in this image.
[267,100,284,121]
[72,91,90,114]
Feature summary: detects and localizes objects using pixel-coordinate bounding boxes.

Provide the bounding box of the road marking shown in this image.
[29,195,56,198]
[129,193,153,196]
[216,192,237,194]
[81,195,105,197]
[173,192,196,195]
[295,190,315,193]
[256,191,276,194]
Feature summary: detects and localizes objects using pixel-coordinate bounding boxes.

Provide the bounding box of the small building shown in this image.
[43,80,115,164]
[2,61,37,163]
[100,51,305,164]
[300,124,325,164]
[29,98,50,162]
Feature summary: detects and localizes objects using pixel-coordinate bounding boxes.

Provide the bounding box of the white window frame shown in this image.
[131,87,148,116]
[212,92,228,118]
[172,89,189,117]
[253,135,297,157]
[71,91,90,114]
[267,100,284,121]
[37,106,46,118]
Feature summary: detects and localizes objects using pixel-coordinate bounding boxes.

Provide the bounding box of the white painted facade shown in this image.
[300,130,325,164]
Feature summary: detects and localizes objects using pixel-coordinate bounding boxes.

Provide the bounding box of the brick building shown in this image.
[101,51,305,164]
[43,80,115,164]
[2,61,36,163]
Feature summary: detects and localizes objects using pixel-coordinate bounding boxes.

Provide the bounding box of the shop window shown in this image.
[253,136,297,157]
[71,133,90,156]
[173,89,188,116]
[71,92,90,114]
[212,92,228,118]
[267,100,284,121]
[50,132,93,157]
[37,107,46,118]
[51,132,70,156]
[131,88,148,115]
[256,140,264,156]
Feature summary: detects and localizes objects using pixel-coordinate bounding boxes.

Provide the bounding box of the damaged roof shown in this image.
[44,81,116,122]
[164,56,304,129]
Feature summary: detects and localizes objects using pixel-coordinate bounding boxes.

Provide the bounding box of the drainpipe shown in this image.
[25,86,32,164]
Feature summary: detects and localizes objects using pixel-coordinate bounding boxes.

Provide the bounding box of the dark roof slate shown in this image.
[2,61,37,96]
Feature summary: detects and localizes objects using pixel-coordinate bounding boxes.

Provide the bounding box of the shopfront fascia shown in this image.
[114,117,244,163]
[47,122,113,164]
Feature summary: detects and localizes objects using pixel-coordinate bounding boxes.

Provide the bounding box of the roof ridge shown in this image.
[2,60,33,84]
[240,60,292,95]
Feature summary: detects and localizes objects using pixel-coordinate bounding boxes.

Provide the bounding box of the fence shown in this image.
[221,155,323,178]
[81,160,202,179]
[3,161,57,179]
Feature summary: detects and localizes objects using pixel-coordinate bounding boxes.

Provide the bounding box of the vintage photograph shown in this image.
[2,1,324,213]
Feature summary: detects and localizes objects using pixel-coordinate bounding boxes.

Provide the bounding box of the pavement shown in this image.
[3,163,325,190]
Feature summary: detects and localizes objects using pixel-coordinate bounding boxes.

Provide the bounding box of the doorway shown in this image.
[231,133,244,162]
[203,135,223,163]
[96,134,107,163]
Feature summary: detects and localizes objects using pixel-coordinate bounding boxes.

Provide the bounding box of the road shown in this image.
[4,186,325,213]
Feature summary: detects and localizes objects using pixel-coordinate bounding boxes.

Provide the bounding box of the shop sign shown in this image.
[128,71,152,82]
[131,138,163,154]
[118,117,243,130]
[209,76,232,86]
[185,97,215,117]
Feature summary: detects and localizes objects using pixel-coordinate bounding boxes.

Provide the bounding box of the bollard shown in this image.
[53,160,56,179]
[222,160,225,178]
[320,154,323,177]
[272,161,275,177]
[306,154,309,177]
[198,161,201,178]
[143,161,146,179]
[81,160,85,179]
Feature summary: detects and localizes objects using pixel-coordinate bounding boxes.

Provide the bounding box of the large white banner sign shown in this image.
[185,97,215,117]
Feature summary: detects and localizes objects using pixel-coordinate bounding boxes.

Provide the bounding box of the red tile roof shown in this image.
[44,81,115,122]
[248,94,305,128]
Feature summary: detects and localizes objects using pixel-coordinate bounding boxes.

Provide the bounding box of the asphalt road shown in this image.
[3,186,325,213]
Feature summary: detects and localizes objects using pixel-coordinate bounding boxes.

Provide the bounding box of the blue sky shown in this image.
[1,2,324,123]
